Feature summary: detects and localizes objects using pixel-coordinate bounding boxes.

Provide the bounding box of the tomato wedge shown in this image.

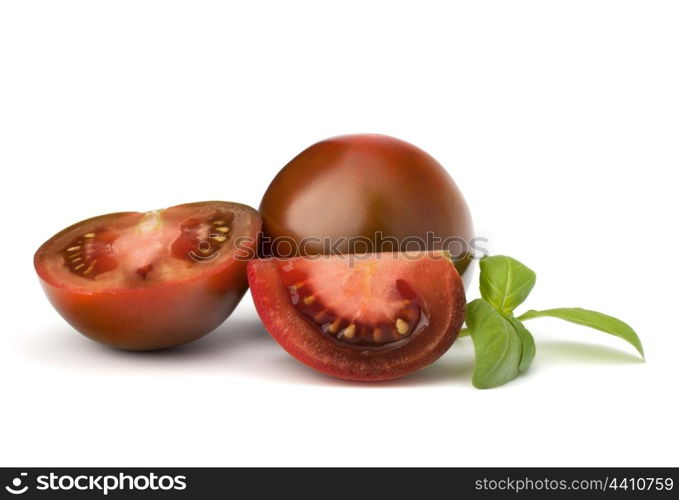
[248,252,466,381]
[35,201,261,350]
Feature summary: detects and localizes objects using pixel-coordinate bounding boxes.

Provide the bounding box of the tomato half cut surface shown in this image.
[35,201,261,350]
[248,252,466,381]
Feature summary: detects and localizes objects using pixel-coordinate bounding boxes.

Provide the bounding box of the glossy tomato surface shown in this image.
[35,201,261,350]
[259,134,474,282]
[248,252,466,381]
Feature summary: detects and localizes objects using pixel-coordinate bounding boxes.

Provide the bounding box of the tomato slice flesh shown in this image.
[37,202,256,291]
[170,211,234,263]
[60,229,118,279]
[248,251,466,381]
[277,256,429,348]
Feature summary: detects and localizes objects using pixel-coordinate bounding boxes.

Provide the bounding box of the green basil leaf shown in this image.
[467,299,522,389]
[506,315,536,372]
[518,308,644,359]
[479,255,536,314]
[460,318,535,371]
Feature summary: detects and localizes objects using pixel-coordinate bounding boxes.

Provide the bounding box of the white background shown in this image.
[1,1,677,467]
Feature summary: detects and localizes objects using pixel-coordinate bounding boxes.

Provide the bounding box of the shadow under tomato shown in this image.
[30,323,642,388]
[135,316,275,359]
[25,319,482,387]
[24,315,275,370]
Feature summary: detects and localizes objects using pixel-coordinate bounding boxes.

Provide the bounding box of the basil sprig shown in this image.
[464,255,644,389]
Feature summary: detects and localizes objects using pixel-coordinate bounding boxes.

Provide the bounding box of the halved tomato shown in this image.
[248,252,466,381]
[35,201,261,350]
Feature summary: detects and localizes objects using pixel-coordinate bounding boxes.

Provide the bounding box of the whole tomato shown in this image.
[259,134,474,282]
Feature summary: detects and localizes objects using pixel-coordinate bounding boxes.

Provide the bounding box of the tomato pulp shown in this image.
[248,252,466,381]
[34,201,261,350]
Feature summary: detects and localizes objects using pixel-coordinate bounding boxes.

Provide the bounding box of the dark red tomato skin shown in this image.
[35,202,261,351]
[37,260,249,351]
[248,253,466,381]
[260,134,474,283]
